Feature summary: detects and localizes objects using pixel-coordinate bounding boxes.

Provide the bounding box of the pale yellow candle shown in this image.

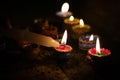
[72,19,91,34]
[64,15,79,25]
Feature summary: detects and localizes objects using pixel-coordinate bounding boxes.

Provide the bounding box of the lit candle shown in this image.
[56,2,72,18]
[88,37,111,57]
[54,30,72,52]
[72,19,91,33]
[63,16,80,35]
[79,34,98,50]
[64,15,79,25]
[72,19,91,38]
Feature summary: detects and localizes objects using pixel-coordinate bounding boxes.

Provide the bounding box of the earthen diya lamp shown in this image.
[88,37,111,58]
[54,30,72,53]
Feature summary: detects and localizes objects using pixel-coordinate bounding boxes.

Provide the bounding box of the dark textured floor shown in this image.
[0,0,120,80]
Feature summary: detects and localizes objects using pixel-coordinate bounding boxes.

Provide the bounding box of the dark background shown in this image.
[0,0,120,79]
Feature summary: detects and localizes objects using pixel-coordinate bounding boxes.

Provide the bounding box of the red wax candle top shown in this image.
[88,48,111,57]
[55,45,72,52]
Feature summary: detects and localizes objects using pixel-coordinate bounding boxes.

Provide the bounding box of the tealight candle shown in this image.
[72,19,91,38]
[54,30,72,52]
[64,16,79,25]
[79,34,98,50]
[56,2,72,18]
[63,16,79,35]
[88,37,111,57]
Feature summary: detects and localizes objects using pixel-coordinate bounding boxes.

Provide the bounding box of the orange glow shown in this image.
[96,37,100,53]
[61,2,69,13]
[61,30,67,45]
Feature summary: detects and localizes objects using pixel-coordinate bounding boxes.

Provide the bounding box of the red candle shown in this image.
[88,37,111,57]
[55,45,72,52]
[88,48,111,57]
[54,30,72,52]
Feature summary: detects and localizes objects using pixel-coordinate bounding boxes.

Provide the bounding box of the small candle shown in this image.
[64,16,79,25]
[56,2,72,18]
[88,38,111,57]
[72,19,91,35]
[79,34,98,50]
[63,16,80,35]
[54,30,72,52]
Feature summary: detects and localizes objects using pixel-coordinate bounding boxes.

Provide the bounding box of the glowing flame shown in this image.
[61,2,69,13]
[69,16,74,21]
[89,34,94,41]
[96,37,100,53]
[61,30,67,45]
[79,19,84,27]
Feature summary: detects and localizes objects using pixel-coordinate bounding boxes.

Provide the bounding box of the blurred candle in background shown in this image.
[64,15,79,36]
[64,15,79,25]
[71,19,91,39]
[72,19,90,29]
[56,2,72,18]
[79,34,98,50]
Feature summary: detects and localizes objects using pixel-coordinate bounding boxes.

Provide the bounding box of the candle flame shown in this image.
[69,16,74,21]
[79,19,84,27]
[61,2,69,13]
[89,34,94,41]
[61,30,67,45]
[96,37,100,53]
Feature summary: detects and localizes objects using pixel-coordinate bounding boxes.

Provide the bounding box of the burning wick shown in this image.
[54,30,72,52]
